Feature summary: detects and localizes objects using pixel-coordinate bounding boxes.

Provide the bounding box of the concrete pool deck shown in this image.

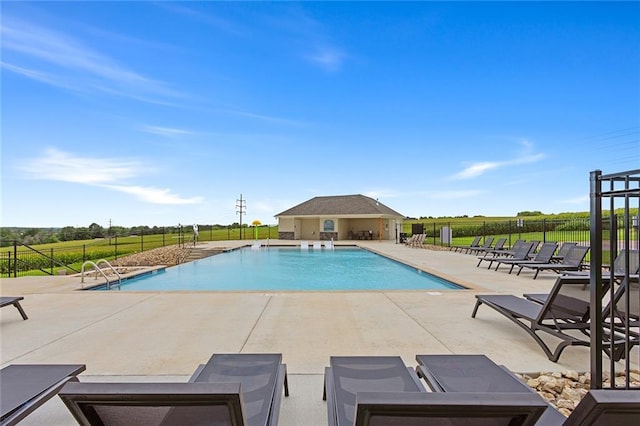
[1,240,637,425]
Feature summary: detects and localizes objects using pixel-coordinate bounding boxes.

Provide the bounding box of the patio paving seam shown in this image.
[239,295,273,352]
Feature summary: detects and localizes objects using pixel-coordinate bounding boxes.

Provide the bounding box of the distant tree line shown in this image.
[0,223,247,248]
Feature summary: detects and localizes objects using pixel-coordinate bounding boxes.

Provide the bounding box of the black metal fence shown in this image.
[0,225,278,278]
[589,168,640,390]
[407,218,592,247]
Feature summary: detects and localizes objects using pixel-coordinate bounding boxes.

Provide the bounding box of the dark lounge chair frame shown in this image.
[493,242,558,273]
[1,364,86,426]
[477,241,537,269]
[353,391,547,426]
[471,275,633,362]
[60,382,248,426]
[450,235,482,253]
[0,297,28,320]
[323,356,426,426]
[517,245,590,279]
[415,354,640,425]
[59,353,288,426]
[414,354,566,425]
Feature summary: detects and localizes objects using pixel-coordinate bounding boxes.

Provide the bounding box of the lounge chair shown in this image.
[493,242,558,273]
[477,241,537,269]
[563,249,639,281]
[352,391,547,426]
[465,236,494,255]
[481,239,526,259]
[323,356,426,426]
[0,296,28,320]
[1,364,86,425]
[323,356,546,426]
[60,353,288,426]
[61,382,249,425]
[450,236,481,253]
[550,242,577,263]
[415,355,640,425]
[471,275,634,362]
[404,234,418,246]
[517,245,590,279]
[410,233,426,248]
[415,354,566,425]
[563,389,640,425]
[471,237,507,256]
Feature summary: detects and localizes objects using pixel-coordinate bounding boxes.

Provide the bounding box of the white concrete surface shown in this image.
[1,240,636,425]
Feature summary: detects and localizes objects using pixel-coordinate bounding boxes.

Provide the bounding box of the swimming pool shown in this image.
[97,247,464,291]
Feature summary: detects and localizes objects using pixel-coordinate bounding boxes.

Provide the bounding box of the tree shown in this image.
[88,223,104,239]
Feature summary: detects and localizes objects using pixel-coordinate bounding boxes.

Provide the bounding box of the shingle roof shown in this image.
[275,194,404,217]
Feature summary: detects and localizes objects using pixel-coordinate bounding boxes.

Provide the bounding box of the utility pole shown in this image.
[236,194,247,240]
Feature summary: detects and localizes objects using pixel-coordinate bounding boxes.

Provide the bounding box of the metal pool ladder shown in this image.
[81,259,122,290]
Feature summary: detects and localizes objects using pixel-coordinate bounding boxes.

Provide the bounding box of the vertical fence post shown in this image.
[542,219,546,243]
[141,229,144,252]
[83,245,86,263]
[50,248,54,275]
[162,227,166,246]
[13,241,17,278]
[589,169,603,389]
[6,251,10,278]
[114,236,118,260]
[433,222,436,245]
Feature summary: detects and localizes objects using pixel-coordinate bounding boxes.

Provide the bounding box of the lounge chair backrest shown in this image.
[532,242,558,262]
[562,389,640,426]
[540,277,592,322]
[492,238,507,250]
[612,249,640,275]
[469,236,482,247]
[556,242,577,259]
[59,382,247,426]
[193,353,284,426]
[562,245,590,266]
[481,236,494,248]
[353,392,547,426]
[512,241,536,259]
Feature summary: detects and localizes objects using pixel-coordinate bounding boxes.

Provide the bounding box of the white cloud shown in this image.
[18,148,202,205]
[19,148,143,184]
[1,16,184,103]
[449,139,545,180]
[306,46,347,72]
[101,185,203,205]
[140,125,195,138]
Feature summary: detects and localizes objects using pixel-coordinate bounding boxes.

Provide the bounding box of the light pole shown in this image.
[236,194,246,240]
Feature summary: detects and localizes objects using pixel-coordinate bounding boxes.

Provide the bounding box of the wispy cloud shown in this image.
[1,15,185,104]
[305,46,347,73]
[139,125,196,138]
[153,2,246,36]
[449,139,545,180]
[102,185,203,205]
[18,148,202,205]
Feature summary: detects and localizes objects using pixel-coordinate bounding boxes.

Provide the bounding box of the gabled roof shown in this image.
[275,195,404,217]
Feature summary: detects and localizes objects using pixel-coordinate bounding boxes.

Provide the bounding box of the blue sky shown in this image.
[2,1,639,228]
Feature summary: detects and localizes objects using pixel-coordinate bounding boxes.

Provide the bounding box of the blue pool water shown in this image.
[100,247,464,291]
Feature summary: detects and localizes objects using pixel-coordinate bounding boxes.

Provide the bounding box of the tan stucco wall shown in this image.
[278,217,295,232]
[277,216,401,241]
